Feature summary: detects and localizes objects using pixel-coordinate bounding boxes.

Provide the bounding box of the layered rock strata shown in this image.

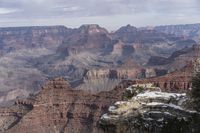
[4,78,134,133]
[100,84,200,133]
[136,64,193,92]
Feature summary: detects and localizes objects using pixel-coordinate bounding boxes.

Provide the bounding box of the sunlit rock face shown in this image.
[100,84,200,133]
[2,78,134,133]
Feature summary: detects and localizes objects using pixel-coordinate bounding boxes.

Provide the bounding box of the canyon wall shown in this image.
[4,78,134,133]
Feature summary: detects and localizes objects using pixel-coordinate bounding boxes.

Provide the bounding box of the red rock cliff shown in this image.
[6,78,134,133]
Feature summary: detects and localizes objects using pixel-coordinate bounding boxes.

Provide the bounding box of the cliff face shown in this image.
[60,24,112,51]
[111,41,135,56]
[4,78,134,133]
[0,26,75,53]
[100,84,200,133]
[85,68,143,80]
[136,64,193,92]
[154,23,200,43]
[147,44,200,68]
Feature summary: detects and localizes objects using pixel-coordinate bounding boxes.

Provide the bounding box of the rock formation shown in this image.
[147,44,200,69]
[136,64,193,92]
[100,84,200,133]
[111,40,135,56]
[2,78,134,133]
[154,23,200,43]
[85,68,143,80]
[0,77,198,133]
[0,24,198,105]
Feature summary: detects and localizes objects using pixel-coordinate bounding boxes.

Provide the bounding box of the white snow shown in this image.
[126,87,133,91]
[164,112,172,116]
[147,102,163,106]
[168,103,183,110]
[136,91,186,100]
[149,111,162,114]
[115,101,127,105]
[157,118,164,122]
[146,102,197,113]
[146,102,183,110]
[101,113,110,119]
[109,106,116,111]
[132,83,154,88]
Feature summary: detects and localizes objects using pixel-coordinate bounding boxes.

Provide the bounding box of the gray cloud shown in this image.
[0,0,200,30]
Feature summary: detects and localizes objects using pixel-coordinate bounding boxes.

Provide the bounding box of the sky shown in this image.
[0,0,200,30]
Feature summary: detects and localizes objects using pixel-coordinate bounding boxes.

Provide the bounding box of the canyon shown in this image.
[0,24,199,105]
[0,23,200,132]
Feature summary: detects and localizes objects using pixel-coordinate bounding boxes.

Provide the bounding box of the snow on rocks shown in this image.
[100,83,200,132]
[136,91,186,99]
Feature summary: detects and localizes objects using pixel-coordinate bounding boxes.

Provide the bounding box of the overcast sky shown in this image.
[0,0,200,30]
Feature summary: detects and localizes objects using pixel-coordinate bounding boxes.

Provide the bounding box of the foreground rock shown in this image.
[1,78,200,133]
[100,84,200,133]
[2,78,134,133]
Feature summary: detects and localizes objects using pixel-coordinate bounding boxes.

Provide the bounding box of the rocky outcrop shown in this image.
[114,24,138,43]
[136,64,193,92]
[61,24,112,50]
[79,24,109,35]
[4,78,134,133]
[100,84,200,133]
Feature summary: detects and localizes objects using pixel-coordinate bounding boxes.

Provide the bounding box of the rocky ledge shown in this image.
[99,84,200,133]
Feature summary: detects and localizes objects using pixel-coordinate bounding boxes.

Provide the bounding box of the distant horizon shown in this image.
[0,22,200,31]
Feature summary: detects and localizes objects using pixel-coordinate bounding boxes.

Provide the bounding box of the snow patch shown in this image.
[115,101,127,105]
[109,106,116,111]
[101,113,110,119]
[136,91,186,100]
